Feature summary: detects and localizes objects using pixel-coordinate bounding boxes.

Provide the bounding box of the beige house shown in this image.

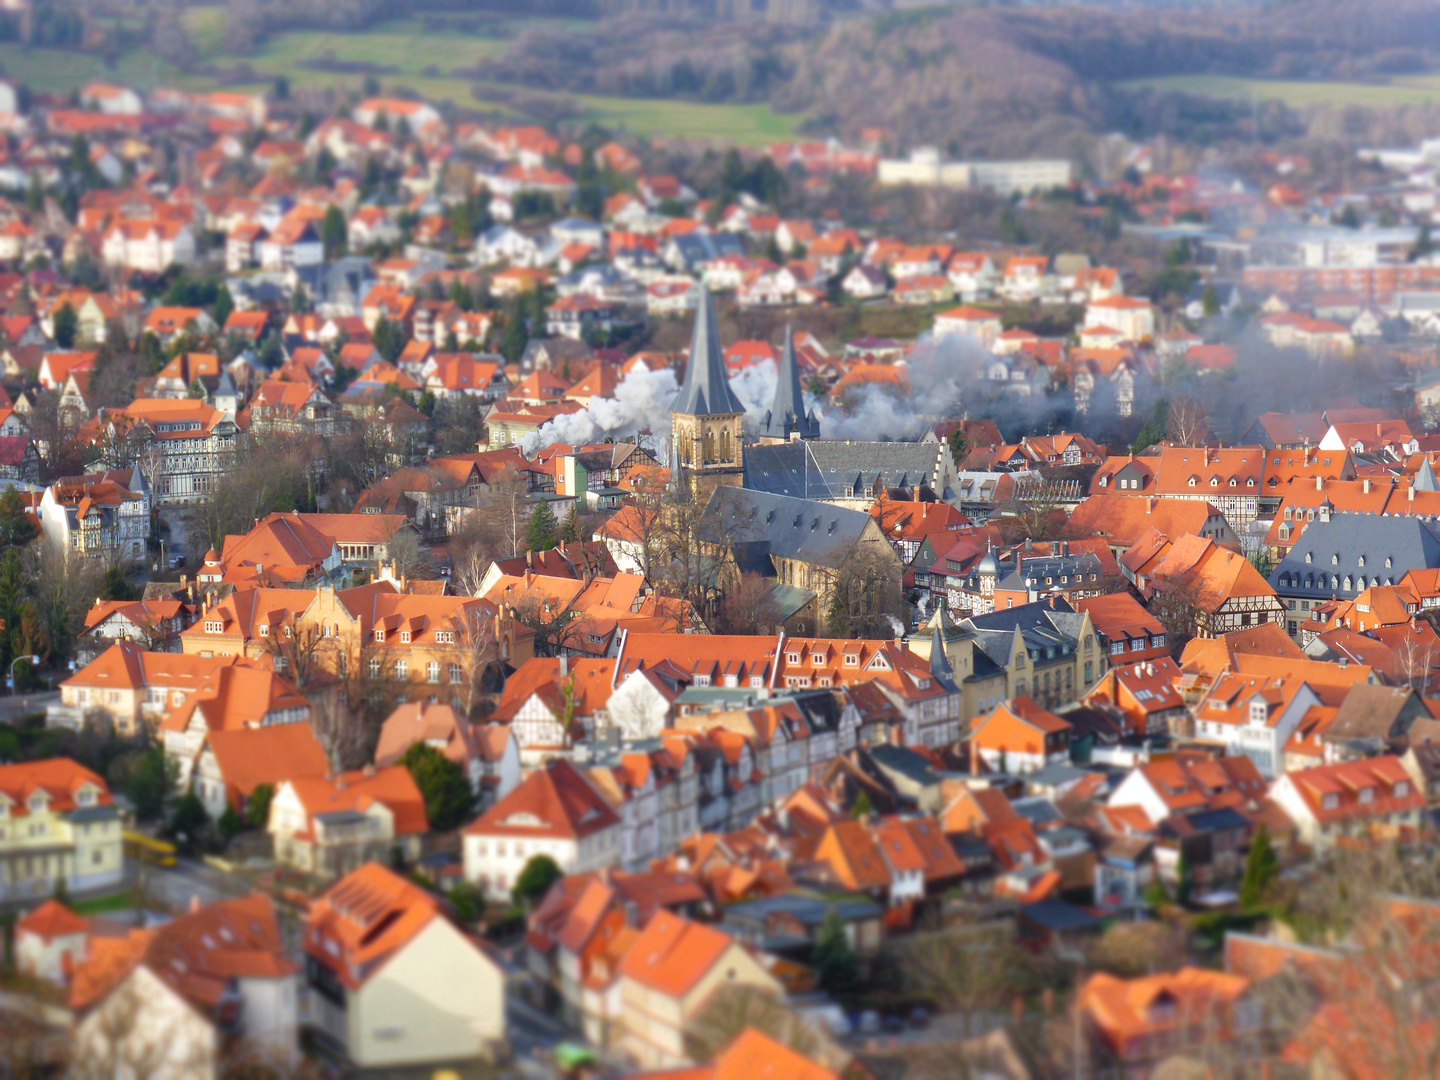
[0,759,123,902]
[616,910,782,1069]
[304,862,506,1068]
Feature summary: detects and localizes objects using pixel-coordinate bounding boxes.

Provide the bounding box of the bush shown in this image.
[512,854,562,907]
[449,881,485,923]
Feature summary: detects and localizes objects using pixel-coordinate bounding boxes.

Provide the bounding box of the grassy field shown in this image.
[1119,74,1440,109]
[0,7,799,146]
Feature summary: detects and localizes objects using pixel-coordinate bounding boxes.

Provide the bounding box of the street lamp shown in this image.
[8,654,38,696]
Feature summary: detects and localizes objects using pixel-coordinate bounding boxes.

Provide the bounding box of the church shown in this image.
[668,289,904,633]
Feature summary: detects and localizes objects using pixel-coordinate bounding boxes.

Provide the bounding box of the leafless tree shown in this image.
[1147,574,1208,655]
[307,681,376,772]
[1166,394,1211,446]
[262,615,334,690]
[685,984,830,1067]
[451,603,501,718]
[901,922,1060,1042]
[712,571,786,635]
[69,976,212,1080]
[823,540,906,639]
[506,591,579,659]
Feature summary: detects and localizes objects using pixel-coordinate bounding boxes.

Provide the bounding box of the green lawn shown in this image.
[0,12,802,145]
[1119,74,1440,109]
[73,890,137,916]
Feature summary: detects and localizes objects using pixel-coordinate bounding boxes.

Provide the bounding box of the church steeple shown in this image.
[760,325,818,444]
[669,287,745,503]
[672,286,744,416]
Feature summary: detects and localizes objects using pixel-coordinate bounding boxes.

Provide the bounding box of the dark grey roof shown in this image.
[958,598,1081,669]
[670,287,744,417]
[760,325,819,442]
[867,743,941,786]
[744,440,949,500]
[995,552,1104,592]
[695,486,875,572]
[1270,511,1440,601]
[1018,899,1098,932]
[667,232,745,269]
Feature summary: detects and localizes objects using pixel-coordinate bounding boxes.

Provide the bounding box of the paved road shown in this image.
[132,856,246,913]
[0,691,59,721]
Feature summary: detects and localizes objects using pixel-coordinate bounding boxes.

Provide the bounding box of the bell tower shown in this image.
[669,287,745,504]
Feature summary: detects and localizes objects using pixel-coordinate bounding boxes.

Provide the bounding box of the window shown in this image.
[449,663,462,683]
[427,661,440,683]
[400,630,411,644]
[395,660,407,680]
[205,620,223,633]
[368,657,381,678]
[1359,786,1374,804]
[374,628,385,642]
[436,631,454,644]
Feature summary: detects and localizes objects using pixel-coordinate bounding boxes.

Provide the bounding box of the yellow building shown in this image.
[0,759,124,902]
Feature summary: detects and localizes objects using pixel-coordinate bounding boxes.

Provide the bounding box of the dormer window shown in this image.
[374,628,385,642]
[1331,554,1339,565]
[844,653,859,666]
[1305,553,1312,564]
[1249,700,1266,724]
[28,794,46,813]
[810,653,824,667]
[1323,793,1339,809]
[1396,780,1411,797]
[1358,555,1366,567]
[258,624,269,637]
[205,620,223,633]
[1229,478,1237,487]
[400,631,411,644]
[1359,786,1375,804]
[786,652,800,664]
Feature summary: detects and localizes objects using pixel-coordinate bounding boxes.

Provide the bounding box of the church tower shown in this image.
[669,287,745,504]
[759,325,819,445]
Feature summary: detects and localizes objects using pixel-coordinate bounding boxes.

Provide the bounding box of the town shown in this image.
[0,55,1437,1080]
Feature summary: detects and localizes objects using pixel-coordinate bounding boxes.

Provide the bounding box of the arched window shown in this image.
[704,430,715,463]
[720,428,731,462]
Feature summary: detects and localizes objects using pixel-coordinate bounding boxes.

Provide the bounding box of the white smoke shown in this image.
[821,333,989,440]
[525,366,680,456]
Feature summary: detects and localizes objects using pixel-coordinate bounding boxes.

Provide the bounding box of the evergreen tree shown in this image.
[851,789,873,819]
[322,204,348,260]
[170,790,209,850]
[218,805,242,841]
[401,742,473,831]
[245,783,274,829]
[512,854,563,907]
[1201,285,1220,318]
[0,488,37,549]
[1240,825,1279,911]
[212,285,234,330]
[52,303,78,349]
[1176,853,1194,905]
[526,501,559,553]
[812,908,860,1001]
[501,306,528,364]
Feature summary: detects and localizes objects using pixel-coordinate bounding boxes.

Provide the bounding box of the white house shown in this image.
[462,759,622,898]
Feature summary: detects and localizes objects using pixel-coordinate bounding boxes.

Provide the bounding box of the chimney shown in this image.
[1363,478,1371,494]
[559,654,568,677]
[335,773,348,790]
[1146,497,1156,515]
[969,737,981,775]
[189,896,203,914]
[1338,656,1348,668]
[1316,475,1323,492]
[1411,485,1417,503]
[362,764,375,777]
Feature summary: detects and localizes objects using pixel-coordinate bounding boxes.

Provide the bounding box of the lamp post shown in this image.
[9,654,39,696]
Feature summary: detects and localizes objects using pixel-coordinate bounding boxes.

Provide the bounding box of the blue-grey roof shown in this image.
[670,287,744,417]
[744,440,951,501]
[667,232,745,269]
[1019,899,1099,932]
[695,486,878,572]
[868,743,941,786]
[760,326,820,442]
[1270,511,1440,601]
[958,599,1082,669]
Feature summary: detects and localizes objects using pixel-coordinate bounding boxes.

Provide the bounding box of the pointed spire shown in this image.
[929,622,955,686]
[671,286,744,417]
[1417,458,1439,493]
[761,324,819,441]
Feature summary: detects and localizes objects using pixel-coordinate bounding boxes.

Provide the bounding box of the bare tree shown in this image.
[451,602,501,717]
[506,590,579,659]
[824,540,906,639]
[902,922,1057,1041]
[1166,393,1211,446]
[685,985,831,1067]
[69,975,212,1080]
[1147,574,1208,654]
[712,571,785,635]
